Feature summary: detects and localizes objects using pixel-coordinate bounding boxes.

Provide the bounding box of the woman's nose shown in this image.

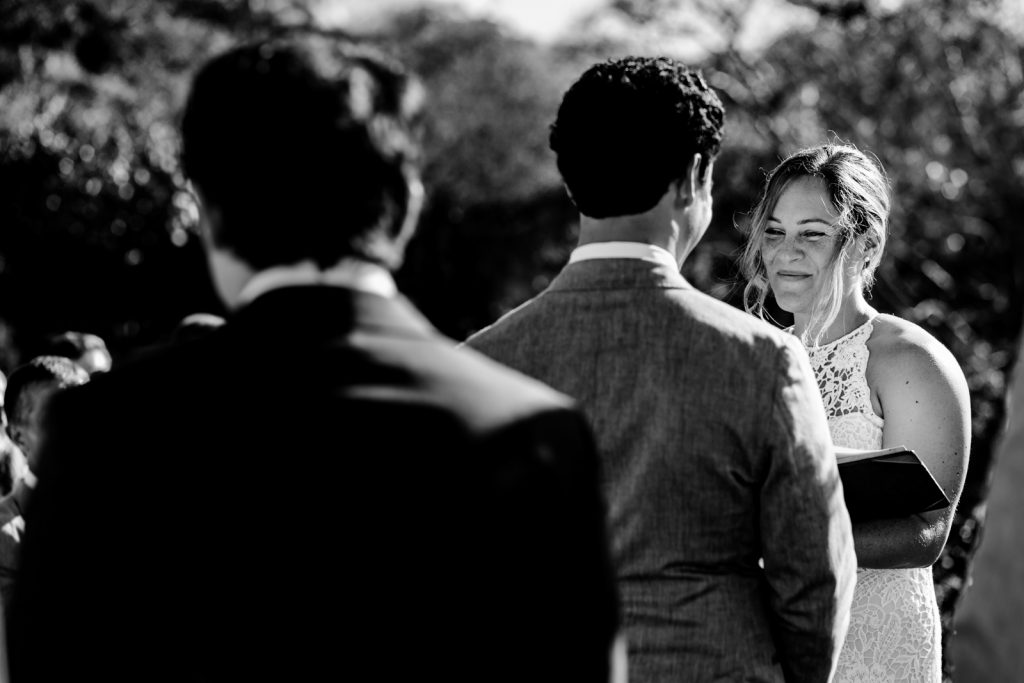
[780,240,802,258]
[771,236,803,260]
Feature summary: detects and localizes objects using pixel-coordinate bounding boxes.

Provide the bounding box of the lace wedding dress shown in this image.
[805,318,941,683]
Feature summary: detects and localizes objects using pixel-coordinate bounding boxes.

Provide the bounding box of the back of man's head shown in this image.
[550,56,725,219]
[181,35,425,271]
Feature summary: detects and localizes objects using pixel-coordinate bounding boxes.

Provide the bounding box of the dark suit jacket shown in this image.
[7,286,619,682]
[467,258,856,683]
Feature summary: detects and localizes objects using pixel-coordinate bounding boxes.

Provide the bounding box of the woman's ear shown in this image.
[862,239,878,266]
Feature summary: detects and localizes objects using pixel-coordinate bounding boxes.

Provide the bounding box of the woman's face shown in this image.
[760,176,848,317]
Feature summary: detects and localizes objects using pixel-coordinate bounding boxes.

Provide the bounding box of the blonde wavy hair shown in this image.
[739,144,890,346]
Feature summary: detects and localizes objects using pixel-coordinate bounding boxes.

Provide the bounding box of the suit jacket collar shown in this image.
[547,257,695,293]
[231,285,438,341]
[237,258,397,307]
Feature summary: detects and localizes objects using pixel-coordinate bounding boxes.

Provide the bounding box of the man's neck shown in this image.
[578,214,684,266]
[210,248,397,311]
[235,258,397,308]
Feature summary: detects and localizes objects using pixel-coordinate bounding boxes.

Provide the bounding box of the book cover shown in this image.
[834,446,950,521]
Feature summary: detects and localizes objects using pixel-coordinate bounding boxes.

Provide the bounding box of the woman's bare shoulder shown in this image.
[867,313,966,392]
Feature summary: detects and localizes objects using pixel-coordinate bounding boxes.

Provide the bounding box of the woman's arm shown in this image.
[855,316,971,568]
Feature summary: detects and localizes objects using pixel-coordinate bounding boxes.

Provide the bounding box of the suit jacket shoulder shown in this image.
[10,288,619,683]
[468,271,802,378]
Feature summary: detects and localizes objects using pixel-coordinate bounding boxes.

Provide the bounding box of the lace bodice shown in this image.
[805,319,884,450]
[803,316,941,683]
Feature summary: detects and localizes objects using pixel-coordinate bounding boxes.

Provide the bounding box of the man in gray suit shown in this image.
[466,56,856,682]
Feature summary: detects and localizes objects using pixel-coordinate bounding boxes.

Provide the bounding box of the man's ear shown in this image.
[7,423,25,453]
[388,176,425,267]
[189,182,223,250]
[673,153,703,209]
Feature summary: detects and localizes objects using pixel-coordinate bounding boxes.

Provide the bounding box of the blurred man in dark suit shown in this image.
[8,36,620,683]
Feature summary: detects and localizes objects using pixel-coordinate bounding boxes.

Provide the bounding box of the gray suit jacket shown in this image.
[467,256,855,683]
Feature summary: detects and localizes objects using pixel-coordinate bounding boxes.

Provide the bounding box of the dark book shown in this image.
[835,446,950,521]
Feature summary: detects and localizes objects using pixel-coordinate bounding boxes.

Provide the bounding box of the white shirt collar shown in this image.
[568,241,680,271]
[237,258,397,307]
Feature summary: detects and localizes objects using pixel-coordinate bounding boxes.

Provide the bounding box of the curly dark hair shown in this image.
[181,35,425,271]
[549,56,725,218]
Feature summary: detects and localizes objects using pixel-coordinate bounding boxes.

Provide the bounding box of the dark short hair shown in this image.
[549,56,725,218]
[4,356,89,428]
[181,35,425,270]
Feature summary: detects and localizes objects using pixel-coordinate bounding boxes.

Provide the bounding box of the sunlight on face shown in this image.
[760,176,842,317]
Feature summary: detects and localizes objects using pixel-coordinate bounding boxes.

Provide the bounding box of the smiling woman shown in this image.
[760,176,844,321]
[739,144,971,683]
[741,146,889,346]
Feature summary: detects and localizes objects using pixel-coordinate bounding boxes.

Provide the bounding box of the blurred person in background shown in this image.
[0,370,27,498]
[0,356,89,605]
[38,331,112,375]
[948,329,1024,682]
[740,143,971,682]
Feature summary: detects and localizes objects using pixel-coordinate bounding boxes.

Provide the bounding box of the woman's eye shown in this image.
[802,232,826,242]
[764,228,784,239]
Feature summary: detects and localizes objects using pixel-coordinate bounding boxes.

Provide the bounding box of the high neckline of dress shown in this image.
[801,315,877,352]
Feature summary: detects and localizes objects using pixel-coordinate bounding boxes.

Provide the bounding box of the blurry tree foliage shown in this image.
[0,0,344,363]
[376,6,585,337]
[0,1,229,363]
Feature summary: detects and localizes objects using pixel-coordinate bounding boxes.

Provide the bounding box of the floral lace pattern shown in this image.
[805,318,941,683]
[804,321,884,433]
